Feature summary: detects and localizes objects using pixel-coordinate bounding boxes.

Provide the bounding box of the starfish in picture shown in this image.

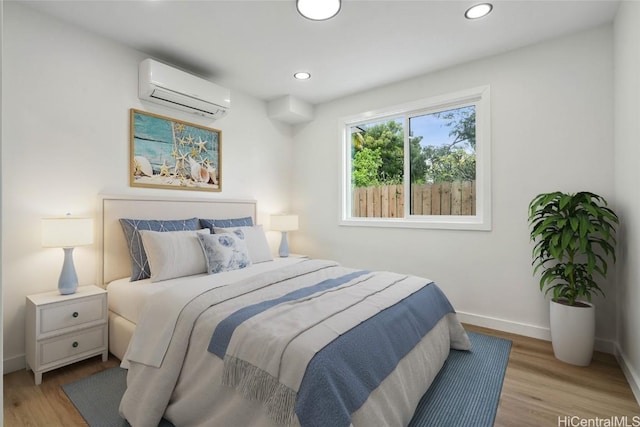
[186,135,195,144]
[174,150,188,164]
[178,138,188,146]
[174,150,188,174]
[174,162,186,179]
[196,137,208,153]
[159,160,171,177]
[175,123,185,133]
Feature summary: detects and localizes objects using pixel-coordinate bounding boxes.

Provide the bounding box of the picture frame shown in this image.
[130,108,222,192]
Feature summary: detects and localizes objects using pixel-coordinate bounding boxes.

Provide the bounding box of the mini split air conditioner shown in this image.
[138,58,230,120]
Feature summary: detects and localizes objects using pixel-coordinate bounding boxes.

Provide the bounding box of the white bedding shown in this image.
[118,258,471,427]
[107,277,162,324]
[107,258,304,325]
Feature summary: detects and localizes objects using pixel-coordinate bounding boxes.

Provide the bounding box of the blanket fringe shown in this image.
[223,355,297,426]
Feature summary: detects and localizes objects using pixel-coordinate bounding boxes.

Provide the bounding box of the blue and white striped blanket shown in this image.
[208,260,464,427]
[120,259,470,427]
[210,268,459,426]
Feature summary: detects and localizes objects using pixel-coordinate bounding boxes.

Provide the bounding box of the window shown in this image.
[341,86,491,230]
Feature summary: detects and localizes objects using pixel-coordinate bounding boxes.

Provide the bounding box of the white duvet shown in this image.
[119,259,470,427]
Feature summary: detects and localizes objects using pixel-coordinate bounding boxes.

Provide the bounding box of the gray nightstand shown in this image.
[25,285,108,384]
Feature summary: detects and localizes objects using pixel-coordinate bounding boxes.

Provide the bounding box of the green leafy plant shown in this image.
[528,191,619,305]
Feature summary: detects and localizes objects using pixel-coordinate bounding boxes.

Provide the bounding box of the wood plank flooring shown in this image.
[3,325,639,426]
[464,325,640,426]
[3,356,120,427]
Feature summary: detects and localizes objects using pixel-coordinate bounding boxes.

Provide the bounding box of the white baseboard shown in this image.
[456,310,551,340]
[615,344,640,406]
[456,311,616,354]
[3,354,26,375]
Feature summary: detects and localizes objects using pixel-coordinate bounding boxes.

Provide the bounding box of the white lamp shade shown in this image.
[270,214,299,232]
[297,0,341,20]
[42,217,94,248]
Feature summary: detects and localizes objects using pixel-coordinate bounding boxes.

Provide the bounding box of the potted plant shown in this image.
[528,191,619,366]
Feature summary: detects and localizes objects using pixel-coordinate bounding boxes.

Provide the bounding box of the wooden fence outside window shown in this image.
[352,181,476,218]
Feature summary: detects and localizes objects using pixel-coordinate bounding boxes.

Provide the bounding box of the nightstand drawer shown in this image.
[40,325,106,366]
[40,295,105,334]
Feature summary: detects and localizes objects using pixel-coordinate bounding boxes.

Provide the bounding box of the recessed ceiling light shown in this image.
[297,0,341,21]
[294,72,311,80]
[465,3,493,19]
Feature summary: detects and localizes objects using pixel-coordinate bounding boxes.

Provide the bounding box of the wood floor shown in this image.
[465,325,640,426]
[3,325,639,426]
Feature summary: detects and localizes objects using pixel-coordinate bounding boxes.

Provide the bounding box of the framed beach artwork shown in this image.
[130,108,221,192]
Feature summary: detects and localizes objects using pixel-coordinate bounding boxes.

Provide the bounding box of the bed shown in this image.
[99,195,471,427]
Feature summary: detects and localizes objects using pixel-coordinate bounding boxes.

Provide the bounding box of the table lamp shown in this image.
[270,214,299,257]
[42,215,94,295]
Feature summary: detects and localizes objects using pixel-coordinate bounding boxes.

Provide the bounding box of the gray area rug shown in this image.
[62,331,510,427]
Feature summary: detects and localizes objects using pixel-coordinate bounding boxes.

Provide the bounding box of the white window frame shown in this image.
[340,85,491,231]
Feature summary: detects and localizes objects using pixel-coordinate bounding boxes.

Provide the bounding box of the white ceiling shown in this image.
[18,0,620,105]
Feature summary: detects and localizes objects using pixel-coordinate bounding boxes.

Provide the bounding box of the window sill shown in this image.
[339,216,491,231]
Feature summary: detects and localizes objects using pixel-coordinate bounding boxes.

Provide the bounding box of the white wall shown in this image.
[1,1,627,382]
[291,26,616,346]
[613,0,640,402]
[1,0,5,410]
[1,3,294,371]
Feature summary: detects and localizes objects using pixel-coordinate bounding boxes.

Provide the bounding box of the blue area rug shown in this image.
[409,331,511,427]
[62,331,510,427]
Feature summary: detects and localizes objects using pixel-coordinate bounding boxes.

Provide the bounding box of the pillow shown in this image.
[119,218,199,281]
[139,229,209,282]
[197,233,252,274]
[199,216,253,232]
[213,225,273,264]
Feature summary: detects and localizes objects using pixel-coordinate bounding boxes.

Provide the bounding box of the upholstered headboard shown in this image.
[98,195,257,286]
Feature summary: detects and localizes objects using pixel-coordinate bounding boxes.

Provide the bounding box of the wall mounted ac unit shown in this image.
[138,58,230,120]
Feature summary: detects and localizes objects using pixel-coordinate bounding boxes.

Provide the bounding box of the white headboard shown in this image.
[98,195,257,286]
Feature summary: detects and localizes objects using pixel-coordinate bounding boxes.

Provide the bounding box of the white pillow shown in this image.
[139,229,209,282]
[213,225,273,264]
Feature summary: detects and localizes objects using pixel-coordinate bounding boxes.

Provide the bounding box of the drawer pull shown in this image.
[72,341,79,348]
[72,312,79,318]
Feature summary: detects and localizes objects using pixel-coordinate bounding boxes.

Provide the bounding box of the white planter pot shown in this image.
[549,299,595,366]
